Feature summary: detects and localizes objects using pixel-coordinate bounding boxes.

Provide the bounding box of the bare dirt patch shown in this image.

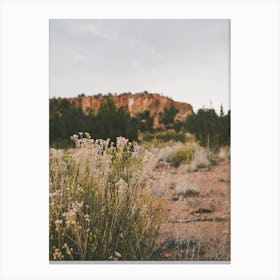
[151,162,230,261]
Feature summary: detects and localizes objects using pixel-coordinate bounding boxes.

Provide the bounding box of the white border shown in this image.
[0,1,279,280]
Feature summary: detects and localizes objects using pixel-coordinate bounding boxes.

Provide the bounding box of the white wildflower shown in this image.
[116,137,128,150]
[85,132,91,139]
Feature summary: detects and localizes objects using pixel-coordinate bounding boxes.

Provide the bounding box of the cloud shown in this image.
[50,19,230,113]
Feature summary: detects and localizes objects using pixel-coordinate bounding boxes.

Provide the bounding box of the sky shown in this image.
[50,19,230,113]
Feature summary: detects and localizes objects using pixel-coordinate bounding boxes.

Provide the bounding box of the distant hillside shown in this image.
[68,92,193,127]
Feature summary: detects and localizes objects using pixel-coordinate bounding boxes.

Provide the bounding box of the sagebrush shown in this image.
[49,133,162,261]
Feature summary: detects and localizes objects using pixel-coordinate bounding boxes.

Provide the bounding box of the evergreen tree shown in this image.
[159,105,179,126]
[184,108,230,149]
[136,110,154,132]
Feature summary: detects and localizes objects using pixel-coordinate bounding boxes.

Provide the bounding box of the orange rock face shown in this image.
[69,93,193,127]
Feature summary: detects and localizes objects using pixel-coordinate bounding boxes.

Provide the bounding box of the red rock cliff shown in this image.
[69,93,193,127]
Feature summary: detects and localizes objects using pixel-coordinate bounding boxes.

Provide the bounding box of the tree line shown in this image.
[50,97,138,148]
[50,97,230,149]
[184,107,230,149]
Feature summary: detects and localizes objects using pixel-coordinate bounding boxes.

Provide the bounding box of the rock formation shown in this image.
[68,92,193,127]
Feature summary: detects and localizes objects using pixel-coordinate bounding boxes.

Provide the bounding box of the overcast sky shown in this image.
[50,19,230,113]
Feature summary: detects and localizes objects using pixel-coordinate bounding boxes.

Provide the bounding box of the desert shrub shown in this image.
[171,183,200,199]
[178,143,214,172]
[157,142,214,171]
[153,237,205,261]
[154,233,229,261]
[217,146,230,162]
[157,142,194,167]
[179,188,200,197]
[49,133,161,261]
[170,148,192,167]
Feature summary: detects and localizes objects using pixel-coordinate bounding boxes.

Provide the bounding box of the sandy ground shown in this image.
[150,161,230,261]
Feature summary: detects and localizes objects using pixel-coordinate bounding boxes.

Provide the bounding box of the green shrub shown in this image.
[170,184,200,200]
[166,146,193,167]
[177,143,214,173]
[179,188,200,197]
